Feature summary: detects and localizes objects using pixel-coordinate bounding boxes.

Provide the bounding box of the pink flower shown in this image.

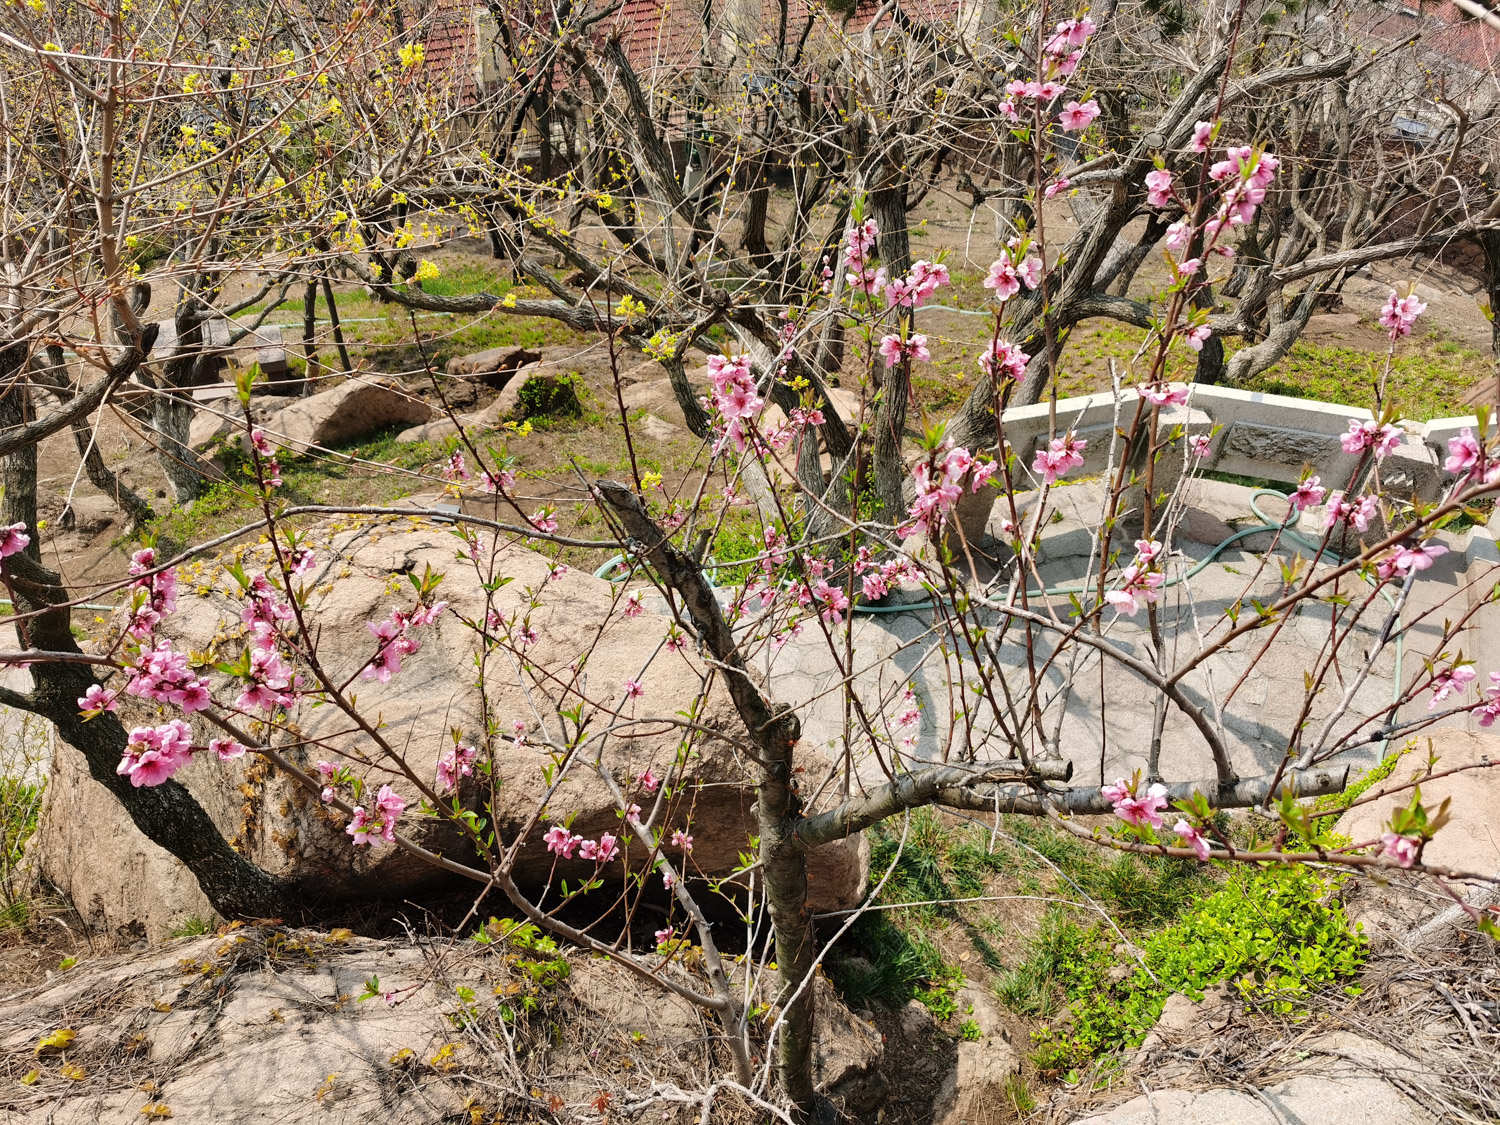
[1428,664,1477,709]
[637,767,660,793]
[209,737,246,761]
[1031,434,1087,485]
[320,786,335,803]
[544,825,581,859]
[623,678,644,699]
[877,333,930,367]
[375,784,405,842]
[1174,820,1212,860]
[288,546,316,576]
[1444,428,1483,478]
[436,743,477,793]
[671,829,693,853]
[1188,434,1212,459]
[1341,418,1403,460]
[1106,780,1170,829]
[1057,99,1099,131]
[662,869,677,890]
[1043,177,1070,199]
[530,508,558,534]
[1177,257,1201,276]
[346,807,376,845]
[811,577,850,624]
[1288,476,1326,512]
[593,833,619,864]
[1144,169,1173,207]
[0,522,30,558]
[362,613,422,682]
[978,338,1030,381]
[1165,219,1191,251]
[655,926,676,945]
[1104,563,1164,616]
[1190,120,1213,152]
[481,469,515,493]
[442,450,470,482]
[1379,289,1426,340]
[1323,491,1378,534]
[1379,832,1420,868]
[1394,542,1448,573]
[1184,325,1211,352]
[77,683,118,714]
[625,803,642,826]
[1141,382,1189,406]
[125,638,212,713]
[116,720,195,787]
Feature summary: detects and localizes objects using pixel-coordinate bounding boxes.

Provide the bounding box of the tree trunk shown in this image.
[321,277,354,374]
[301,280,319,385]
[870,181,912,521]
[0,353,39,561]
[156,307,221,503]
[1480,229,1500,397]
[593,482,820,1117]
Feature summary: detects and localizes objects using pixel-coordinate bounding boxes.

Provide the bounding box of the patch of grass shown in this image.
[1001,816,1210,929]
[830,810,1214,1027]
[1312,738,1414,827]
[170,916,213,938]
[1241,337,1490,420]
[0,776,43,927]
[147,425,460,550]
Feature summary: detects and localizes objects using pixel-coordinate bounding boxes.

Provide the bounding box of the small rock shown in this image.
[899,999,935,1039]
[260,377,433,453]
[932,1037,1023,1124]
[444,345,539,388]
[634,413,680,442]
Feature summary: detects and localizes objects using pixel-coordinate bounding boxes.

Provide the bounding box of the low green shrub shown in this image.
[1019,864,1367,1072]
[514,373,582,421]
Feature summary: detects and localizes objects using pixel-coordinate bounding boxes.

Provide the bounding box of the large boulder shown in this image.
[35,517,865,938]
[260,377,433,453]
[1333,728,1500,875]
[0,925,883,1123]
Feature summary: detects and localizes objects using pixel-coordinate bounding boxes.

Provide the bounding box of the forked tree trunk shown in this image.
[594,482,821,1118]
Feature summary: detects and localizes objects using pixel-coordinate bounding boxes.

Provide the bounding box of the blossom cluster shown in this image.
[998,15,1099,128]
[1379,289,1427,341]
[436,742,477,793]
[1031,432,1087,485]
[1104,539,1165,616]
[346,784,407,846]
[543,825,620,864]
[1103,777,1210,858]
[1157,138,1280,262]
[364,600,446,683]
[982,239,1044,303]
[705,353,764,453]
[900,445,998,538]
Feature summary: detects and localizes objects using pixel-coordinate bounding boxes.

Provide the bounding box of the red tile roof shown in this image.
[414,0,972,108]
[1355,1,1500,77]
